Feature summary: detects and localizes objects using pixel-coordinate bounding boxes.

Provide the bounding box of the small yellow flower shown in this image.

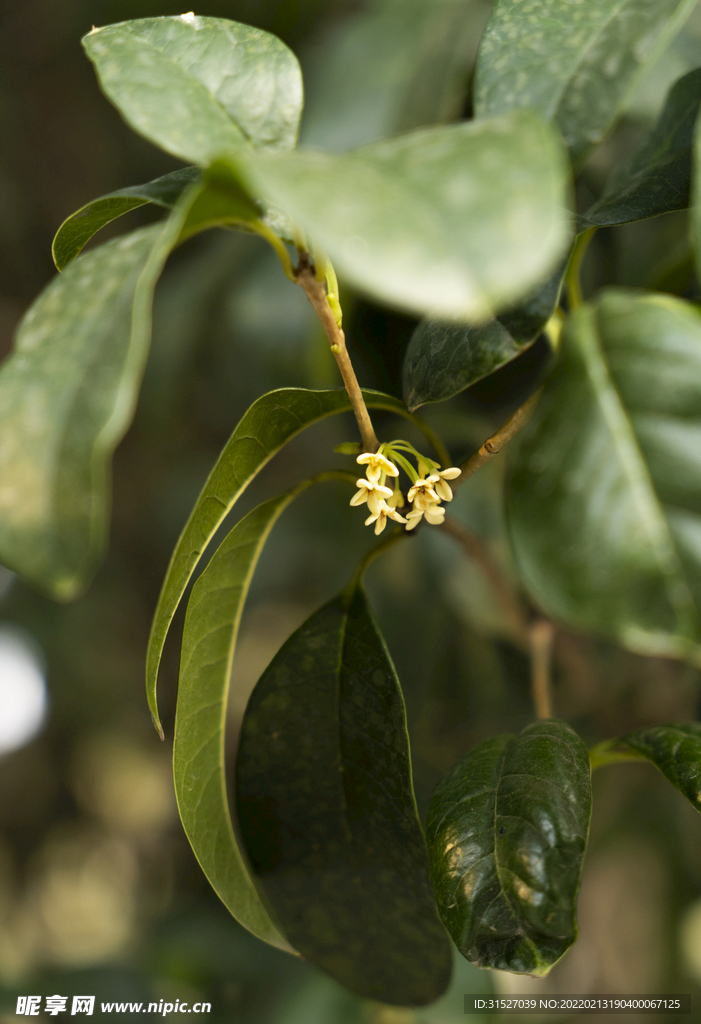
[350,478,393,514]
[365,499,407,535]
[405,501,446,530]
[426,466,461,502]
[387,487,405,509]
[357,451,399,483]
[406,477,440,505]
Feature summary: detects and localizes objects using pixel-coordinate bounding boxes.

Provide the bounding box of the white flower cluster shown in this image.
[349,442,461,535]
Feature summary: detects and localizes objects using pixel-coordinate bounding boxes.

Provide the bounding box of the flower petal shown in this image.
[439,467,461,480]
[424,505,446,524]
[350,488,369,506]
[435,479,453,502]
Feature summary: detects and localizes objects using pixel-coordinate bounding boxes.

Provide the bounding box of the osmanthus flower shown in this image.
[426,466,461,502]
[347,438,461,533]
[365,499,407,535]
[350,478,393,514]
[356,450,399,483]
[406,478,440,506]
[405,501,446,531]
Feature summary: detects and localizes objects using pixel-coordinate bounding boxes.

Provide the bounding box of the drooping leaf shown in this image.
[52,167,201,271]
[236,582,453,1005]
[302,0,491,150]
[238,110,571,321]
[402,266,563,410]
[619,723,701,807]
[0,189,198,600]
[53,162,291,273]
[83,15,303,166]
[581,67,701,228]
[474,0,698,165]
[174,485,315,955]
[507,290,701,664]
[426,720,592,976]
[146,387,409,735]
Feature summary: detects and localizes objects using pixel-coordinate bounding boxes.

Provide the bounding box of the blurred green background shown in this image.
[3,1,701,1021]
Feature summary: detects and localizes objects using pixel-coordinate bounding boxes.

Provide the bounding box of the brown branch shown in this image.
[441,515,530,648]
[456,389,541,485]
[530,618,555,719]
[296,259,379,453]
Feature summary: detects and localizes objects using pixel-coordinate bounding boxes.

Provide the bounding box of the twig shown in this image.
[441,515,529,647]
[530,618,555,719]
[296,257,379,453]
[456,390,541,485]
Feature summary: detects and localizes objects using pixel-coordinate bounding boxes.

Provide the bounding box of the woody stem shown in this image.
[296,257,379,453]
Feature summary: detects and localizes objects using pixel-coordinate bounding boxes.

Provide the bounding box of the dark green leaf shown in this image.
[83,16,303,166]
[52,167,201,271]
[239,111,571,320]
[581,68,701,228]
[475,0,698,165]
[174,487,312,955]
[507,290,701,664]
[402,267,563,410]
[146,388,409,735]
[236,583,453,1005]
[601,723,701,809]
[0,191,197,599]
[426,721,591,976]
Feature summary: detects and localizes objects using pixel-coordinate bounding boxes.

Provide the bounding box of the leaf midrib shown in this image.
[96,26,254,146]
[580,303,694,625]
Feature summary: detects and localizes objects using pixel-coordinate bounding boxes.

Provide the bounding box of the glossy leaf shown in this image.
[402,267,563,410]
[0,192,196,599]
[426,721,592,976]
[582,68,701,228]
[52,167,201,271]
[507,290,701,664]
[236,582,453,1005]
[239,110,571,320]
[475,0,698,165]
[617,723,701,808]
[83,16,303,166]
[146,388,409,735]
[174,487,311,955]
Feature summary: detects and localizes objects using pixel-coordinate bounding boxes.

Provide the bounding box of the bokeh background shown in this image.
[2,1,701,1021]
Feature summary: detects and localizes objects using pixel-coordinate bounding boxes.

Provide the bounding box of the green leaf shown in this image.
[177,162,261,242]
[474,0,698,165]
[238,111,571,320]
[425,720,592,976]
[402,267,563,411]
[613,723,701,808]
[0,191,197,600]
[590,723,701,803]
[302,0,490,149]
[582,68,701,228]
[507,290,701,664]
[174,486,311,955]
[83,15,303,166]
[52,167,201,271]
[146,387,409,735]
[235,582,453,1005]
